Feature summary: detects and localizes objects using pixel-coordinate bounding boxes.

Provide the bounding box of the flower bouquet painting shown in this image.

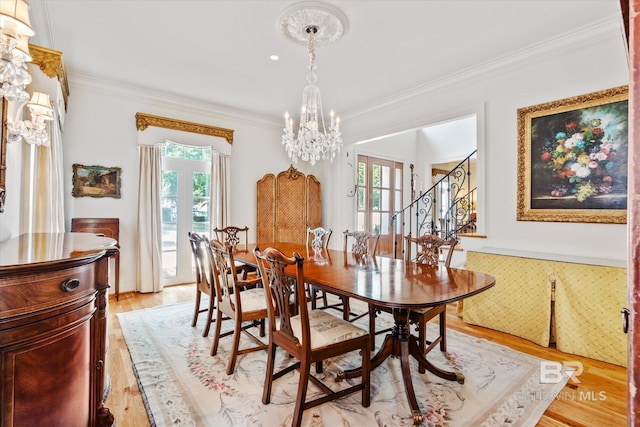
[517,86,628,223]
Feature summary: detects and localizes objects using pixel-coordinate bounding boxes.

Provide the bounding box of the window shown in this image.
[161,142,211,284]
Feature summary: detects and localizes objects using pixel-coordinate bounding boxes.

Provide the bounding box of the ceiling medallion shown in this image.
[277,1,349,48]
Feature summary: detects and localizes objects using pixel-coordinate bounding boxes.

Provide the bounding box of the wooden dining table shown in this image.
[233,242,496,425]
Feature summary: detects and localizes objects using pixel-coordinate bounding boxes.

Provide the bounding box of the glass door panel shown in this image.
[161,143,211,285]
[356,155,403,257]
[161,170,178,279]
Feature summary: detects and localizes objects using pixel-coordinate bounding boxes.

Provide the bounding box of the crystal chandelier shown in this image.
[0,0,51,146]
[278,2,348,166]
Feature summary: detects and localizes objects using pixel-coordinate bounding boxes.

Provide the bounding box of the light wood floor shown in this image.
[105,284,627,427]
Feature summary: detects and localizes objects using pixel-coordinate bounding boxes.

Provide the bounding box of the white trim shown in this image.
[342,17,620,123]
[69,73,280,129]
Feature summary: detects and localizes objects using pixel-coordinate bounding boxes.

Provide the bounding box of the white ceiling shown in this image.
[27,1,624,121]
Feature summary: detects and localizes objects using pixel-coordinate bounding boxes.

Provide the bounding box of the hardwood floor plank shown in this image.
[105,285,627,426]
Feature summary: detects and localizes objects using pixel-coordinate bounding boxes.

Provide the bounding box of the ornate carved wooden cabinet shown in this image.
[0,233,117,427]
[257,165,321,244]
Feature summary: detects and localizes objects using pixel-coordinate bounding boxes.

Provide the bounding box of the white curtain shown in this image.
[19,108,65,234]
[136,144,163,293]
[211,150,231,231]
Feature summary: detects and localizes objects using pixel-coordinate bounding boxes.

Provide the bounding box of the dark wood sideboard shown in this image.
[71,218,120,300]
[0,233,118,427]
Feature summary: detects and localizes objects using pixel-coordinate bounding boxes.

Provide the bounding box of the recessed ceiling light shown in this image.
[270,54,279,61]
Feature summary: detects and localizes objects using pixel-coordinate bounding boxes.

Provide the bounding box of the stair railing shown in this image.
[392,149,476,259]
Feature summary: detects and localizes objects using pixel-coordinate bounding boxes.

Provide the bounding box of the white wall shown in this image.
[62,77,293,294]
[421,116,477,164]
[333,20,628,261]
[418,115,477,196]
[322,130,418,240]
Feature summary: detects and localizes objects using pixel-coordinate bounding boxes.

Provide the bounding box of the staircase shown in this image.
[392,150,477,259]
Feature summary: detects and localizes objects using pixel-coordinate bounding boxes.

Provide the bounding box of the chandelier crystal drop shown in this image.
[278,2,348,166]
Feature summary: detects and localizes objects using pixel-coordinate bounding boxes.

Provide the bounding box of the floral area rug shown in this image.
[118,299,568,427]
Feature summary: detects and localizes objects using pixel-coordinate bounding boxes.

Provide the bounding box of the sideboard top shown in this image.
[468,246,627,269]
[0,233,117,270]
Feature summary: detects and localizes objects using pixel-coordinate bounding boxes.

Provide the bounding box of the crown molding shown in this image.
[344,17,624,123]
[68,73,280,130]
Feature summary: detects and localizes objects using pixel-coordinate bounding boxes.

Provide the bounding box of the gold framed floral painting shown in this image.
[517,86,628,224]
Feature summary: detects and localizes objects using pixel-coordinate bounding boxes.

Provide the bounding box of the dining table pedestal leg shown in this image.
[338,308,464,424]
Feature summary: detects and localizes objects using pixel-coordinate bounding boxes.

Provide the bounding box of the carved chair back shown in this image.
[254,247,309,352]
[404,233,457,267]
[343,229,380,257]
[213,226,249,250]
[306,227,332,250]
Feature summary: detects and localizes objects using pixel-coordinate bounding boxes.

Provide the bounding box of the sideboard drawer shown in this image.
[0,263,96,319]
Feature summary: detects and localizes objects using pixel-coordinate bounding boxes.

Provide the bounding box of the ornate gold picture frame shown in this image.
[517,86,628,224]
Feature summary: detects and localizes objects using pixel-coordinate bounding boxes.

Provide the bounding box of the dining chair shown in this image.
[306,226,332,250]
[305,226,332,309]
[406,233,457,373]
[340,230,380,322]
[213,225,256,279]
[187,232,217,337]
[253,246,370,427]
[343,229,379,257]
[207,239,268,375]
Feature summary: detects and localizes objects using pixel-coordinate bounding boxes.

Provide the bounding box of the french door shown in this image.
[356,155,403,256]
[161,143,211,285]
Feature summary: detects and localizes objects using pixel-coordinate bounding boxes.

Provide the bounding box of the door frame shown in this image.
[355,154,403,257]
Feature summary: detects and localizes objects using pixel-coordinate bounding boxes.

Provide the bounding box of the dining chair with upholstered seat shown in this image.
[253,246,370,427]
[213,225,256,279]
[207,239,268,375]
[405,233,457,373]
[305,226,332,309]
[188,232,218,337]
[340,230,380,322]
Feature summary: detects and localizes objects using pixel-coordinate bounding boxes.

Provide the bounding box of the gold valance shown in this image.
[29,44,69,110]
[135,113,234,145]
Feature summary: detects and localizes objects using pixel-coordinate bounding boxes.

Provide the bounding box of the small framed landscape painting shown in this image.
[517,86,628,224]
[72,164,122,198]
